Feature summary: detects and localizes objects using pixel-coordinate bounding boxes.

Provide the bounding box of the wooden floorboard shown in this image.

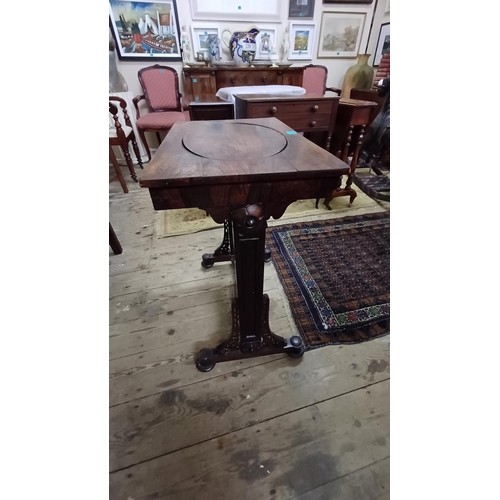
[109,169,390,499]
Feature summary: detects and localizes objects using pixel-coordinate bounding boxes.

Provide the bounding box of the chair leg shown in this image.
[131,133,144,169]
[120,141,138,182]
[109,145,128,194]
[156,131,162,146]
[138,128,152,162]
[109,223,123,255]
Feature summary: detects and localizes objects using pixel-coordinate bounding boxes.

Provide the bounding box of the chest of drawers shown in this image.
[234,93,340,150]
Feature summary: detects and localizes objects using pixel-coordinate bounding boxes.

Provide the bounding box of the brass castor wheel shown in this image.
[195,348,216,372]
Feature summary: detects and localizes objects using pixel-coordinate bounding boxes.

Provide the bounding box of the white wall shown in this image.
[115,0,379,98]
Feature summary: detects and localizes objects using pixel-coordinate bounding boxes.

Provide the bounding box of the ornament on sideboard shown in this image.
[206,33,221,62]
[181,25,192,66]
[341,53,374,98]
[109,30,128,93]
[280,25,290,62]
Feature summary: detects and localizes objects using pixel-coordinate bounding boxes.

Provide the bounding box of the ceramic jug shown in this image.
[206,33,221,62]
[222,27,259,66]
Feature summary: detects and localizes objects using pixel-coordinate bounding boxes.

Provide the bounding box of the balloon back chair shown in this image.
[133,65,190,161]
[302,64,341,96]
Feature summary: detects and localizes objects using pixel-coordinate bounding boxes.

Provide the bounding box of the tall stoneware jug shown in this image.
[341,54,375,98]
[222,27,259,66]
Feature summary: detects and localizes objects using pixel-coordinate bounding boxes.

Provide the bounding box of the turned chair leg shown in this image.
[138,128,152,162]
[109,145,128,194]
[131,133,144,169]
[120,141,138,182]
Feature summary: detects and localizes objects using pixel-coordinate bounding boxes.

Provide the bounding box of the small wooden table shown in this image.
[321,98,378,208]
[140,118,349,372]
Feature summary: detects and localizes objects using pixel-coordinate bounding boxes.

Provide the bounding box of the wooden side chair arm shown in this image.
[325,86,341,95]
[133,95,146,119]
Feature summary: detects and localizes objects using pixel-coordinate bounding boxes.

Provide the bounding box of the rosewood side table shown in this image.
[140,118,349,372]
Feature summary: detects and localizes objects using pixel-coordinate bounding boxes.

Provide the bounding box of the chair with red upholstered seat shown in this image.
[302,64,341,96]
[133,65,190,161]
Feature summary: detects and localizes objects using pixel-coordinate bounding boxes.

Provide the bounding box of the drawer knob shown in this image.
[231,77,236,84]
[270,106,278,114]
[310,121,317,127]
[262,77,267,83]
[312,105,319,112]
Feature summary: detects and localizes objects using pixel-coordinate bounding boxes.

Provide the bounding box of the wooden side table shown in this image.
[316,98,378,209]
[139,118,349,372]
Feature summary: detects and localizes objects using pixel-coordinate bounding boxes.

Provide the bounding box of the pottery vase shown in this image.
[206,34,221,62]
[341,54,375,98]
[222,27,259,66]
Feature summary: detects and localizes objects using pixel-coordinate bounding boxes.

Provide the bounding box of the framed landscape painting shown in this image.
[109,0,182,61]
[288,21,316,60]
[317,11,366,58]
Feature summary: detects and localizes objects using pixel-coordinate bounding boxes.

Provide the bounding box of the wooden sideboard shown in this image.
[235,93,339,150]
[182,66,304,96]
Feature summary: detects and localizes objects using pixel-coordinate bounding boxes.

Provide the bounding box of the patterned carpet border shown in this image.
[266,211,390,349]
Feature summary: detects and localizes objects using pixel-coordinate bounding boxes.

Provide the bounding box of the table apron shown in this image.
[148,176,342,222]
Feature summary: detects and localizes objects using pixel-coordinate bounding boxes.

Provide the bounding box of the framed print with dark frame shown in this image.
[374,22,390,66]
[289,0,315,18]
[109,0,182,61]
[317,11,366,58]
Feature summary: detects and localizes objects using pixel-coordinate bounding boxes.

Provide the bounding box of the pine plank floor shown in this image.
[109,169,390,500]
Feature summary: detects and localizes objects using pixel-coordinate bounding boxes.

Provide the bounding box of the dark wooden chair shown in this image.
[133,65,190,161]
[109,97,143,189]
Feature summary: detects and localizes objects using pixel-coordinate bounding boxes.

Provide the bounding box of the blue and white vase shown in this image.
[222,27,260,66]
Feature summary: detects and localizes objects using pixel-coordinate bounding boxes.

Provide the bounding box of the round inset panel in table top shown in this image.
[182,123,288,161]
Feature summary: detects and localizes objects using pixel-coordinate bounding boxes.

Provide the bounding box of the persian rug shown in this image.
[155,184,380,238]
[266,211,390,349]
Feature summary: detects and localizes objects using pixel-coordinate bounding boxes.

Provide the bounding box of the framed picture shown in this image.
[190,0,281,22]
[374,22,390,66]
[109,0,182,61]
[288,21,316,60]
[322,1,372,4]
[191,24,220,58]
[317,11,366,58]
[288,0,315,18]
[255,26,278,60]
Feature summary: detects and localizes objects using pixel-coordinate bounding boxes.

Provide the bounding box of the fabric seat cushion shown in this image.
[136,111,190,130]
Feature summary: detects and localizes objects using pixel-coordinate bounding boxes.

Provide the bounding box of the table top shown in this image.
[139,117,349,189]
